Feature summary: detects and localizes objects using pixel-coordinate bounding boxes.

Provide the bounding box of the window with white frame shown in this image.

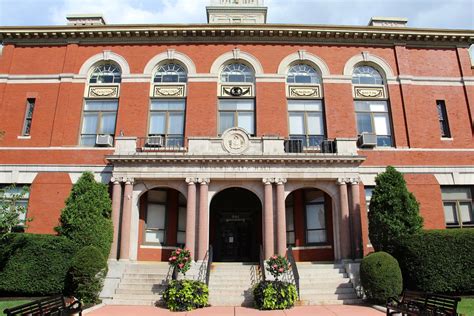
[177,194,187,246]
[442,187,473,229]
[288,100,325,147]
[80,100,118,146]
[21,98,36,136]
[352,65,384,85]
[221,63,254,83]
[149,99,185,147]
[285,194,295,246]
[218,99,255,135]
[304,190,327,244]
[145,190,168,244]
[154,63,187,83]
[89,63,122,84]
[287,64,321,84]
[355,100,392,147]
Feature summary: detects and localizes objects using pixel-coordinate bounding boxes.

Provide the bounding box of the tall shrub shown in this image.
[56,172,113,258]
[368,166,423,253]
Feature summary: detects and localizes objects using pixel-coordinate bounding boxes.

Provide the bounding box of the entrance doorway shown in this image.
[210,188,262,262]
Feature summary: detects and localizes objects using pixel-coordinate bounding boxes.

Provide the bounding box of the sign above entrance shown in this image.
[222,127,251,154]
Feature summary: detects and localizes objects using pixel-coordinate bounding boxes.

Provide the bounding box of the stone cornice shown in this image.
[0,23,472,47]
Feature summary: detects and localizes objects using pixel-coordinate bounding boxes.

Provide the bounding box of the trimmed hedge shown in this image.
[360,251,403,304]
[395,229,474,294]
[162,280,209,311]
[67,246,108,305]
[0,233,77,296]
[253,281,298,310]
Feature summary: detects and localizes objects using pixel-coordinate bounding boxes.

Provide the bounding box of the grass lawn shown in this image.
[0,300,31,316]
[459,297,474,316]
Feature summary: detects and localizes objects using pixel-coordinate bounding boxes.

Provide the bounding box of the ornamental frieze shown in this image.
[288,85,321,99]
[354,86,385,99]
[88,85,119,98]
[153,85,186,98]
[220,85,253,97]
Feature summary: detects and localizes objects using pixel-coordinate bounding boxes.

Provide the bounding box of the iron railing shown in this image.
[206,246,213,286]
[286,246,300,298]
[136,135,186,152]
[259,245,266,282]
[284,137,336,153]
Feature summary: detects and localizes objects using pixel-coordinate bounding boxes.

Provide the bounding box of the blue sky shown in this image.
[0,0,473,29]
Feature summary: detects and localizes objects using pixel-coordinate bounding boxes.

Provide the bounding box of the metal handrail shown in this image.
[205,245,213,286]
[259,245,266,282]
[286,246,300,298]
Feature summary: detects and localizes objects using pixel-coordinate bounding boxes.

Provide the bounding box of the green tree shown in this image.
[0,184,30,236]
[368,166,423,253]
[56,172,113,258]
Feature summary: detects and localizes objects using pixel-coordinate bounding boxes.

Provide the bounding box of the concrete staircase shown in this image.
[208,263,259,307]
[296,262,361,305]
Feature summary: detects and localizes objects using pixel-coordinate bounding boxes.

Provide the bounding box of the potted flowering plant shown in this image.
[168,248,191,275]
[266,255,290,280]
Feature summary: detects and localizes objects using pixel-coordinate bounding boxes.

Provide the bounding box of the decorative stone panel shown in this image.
[353,86,385,99]
[287,85,322,99]
[153,85,186,98]
[220,85,254,97]
[88,85,120,98]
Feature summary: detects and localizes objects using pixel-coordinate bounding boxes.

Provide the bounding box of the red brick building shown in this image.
[1,1,473,268]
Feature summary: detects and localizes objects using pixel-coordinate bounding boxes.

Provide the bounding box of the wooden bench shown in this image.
[386,290,461,316]
[3,295,82,316]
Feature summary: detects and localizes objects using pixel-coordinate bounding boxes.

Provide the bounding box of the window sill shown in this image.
[17,136,31,140]
[291,245,332,250]
[140,245,179,250]
[441,137,454,141]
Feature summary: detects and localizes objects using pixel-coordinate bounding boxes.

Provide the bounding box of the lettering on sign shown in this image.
[288,85,321,98]
[354,87,385,99]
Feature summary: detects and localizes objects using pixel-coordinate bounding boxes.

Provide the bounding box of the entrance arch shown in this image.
[210,187,262,262]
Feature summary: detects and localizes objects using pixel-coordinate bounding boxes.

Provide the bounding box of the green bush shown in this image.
[395,229,474,294]
[253,281,298,310]
[56,172,113,258]
[368,166,423,254]
[162,280,209,311]
[0,233,77,296]
[67,246,108,305]
[360,251,403,304]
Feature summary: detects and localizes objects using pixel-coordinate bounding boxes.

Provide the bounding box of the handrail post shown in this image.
[286,246,300,299]
[206,245,213,286]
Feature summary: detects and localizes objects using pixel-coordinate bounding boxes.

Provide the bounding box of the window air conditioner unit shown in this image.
[358,133,377,148]
[145,135,164,147]
[95,134,113,147]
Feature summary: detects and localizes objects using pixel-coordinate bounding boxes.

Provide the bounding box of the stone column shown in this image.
[350,179,363,259]
[338,178,351,259]
[263,178,274,258]
[109,178,123,260]
[185,178,197,259]
[275,178,287,256]
[119,179,134,261]
[197,178,210,261]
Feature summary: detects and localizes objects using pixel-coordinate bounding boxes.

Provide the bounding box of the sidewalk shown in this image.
[87,305,384,315]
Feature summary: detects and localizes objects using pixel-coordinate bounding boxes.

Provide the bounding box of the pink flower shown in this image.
[279,268,284,272]
[272,256,277,259]
[171,256,176,260]
[178,263,184,268]
[272,264,277,269]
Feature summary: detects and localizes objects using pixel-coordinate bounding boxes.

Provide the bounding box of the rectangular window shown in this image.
[177,193,187,246]
[286,206,295,246]
[145,190,167,244]
[305,203,327,244]
[437,100,451,138]
[288,100,325,148]
[218,99,255,135]
[0,184,30,229]
[80,100,118,146]
[22,99,36,136]
[149,99,185,147]
[441,187,473,228]
[355,100,392,147]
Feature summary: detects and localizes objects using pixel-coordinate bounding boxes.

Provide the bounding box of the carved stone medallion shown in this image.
[153,85,186,98]
[88,85,119,98]
[354,86,385,99]
[222,127,250,154]
[221,85,253,97]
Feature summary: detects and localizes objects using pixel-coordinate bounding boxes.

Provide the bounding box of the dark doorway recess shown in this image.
[210,187,262,262]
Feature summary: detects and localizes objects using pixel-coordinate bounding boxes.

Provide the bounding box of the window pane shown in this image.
[443,202,457,224]
[238,112,254,134]
[442,187,471,200]
[307,112,324,135]
[306,204,325,230]
[145,230,165,243]
[82,113,98,134]
[85,100,118,111]
[220,99,253,111]
[178,207,187,231]
[148,190,167,203]
[177,232,186,245]
[149,113,166,134]
[168,113,184,135]
[286,207,294,231]
[289,113,305,134]
[288,101,306,111]
[354,101,370,112]
[80,135,96,146]
[373,113,390,136]
[369,102,388,112]
[287,232,295,245]
[307,230,327,243]
[99,113,116,134]
[356,113,373,133]
[219,112,234,134]
[459,202,473,224]
[377,135,392,147]
[147,204,166,229]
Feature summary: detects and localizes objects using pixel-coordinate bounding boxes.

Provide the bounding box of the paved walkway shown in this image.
[87,305,383,315]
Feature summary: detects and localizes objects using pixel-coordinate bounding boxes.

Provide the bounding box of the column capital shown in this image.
[275,178,287,185]
[186,177,197,184]
[197,178,210,185]
[337,178,350,185]
[124,178,135,185]
[262,178,275,185]
[349,177,361,185]
[110,177,123,184]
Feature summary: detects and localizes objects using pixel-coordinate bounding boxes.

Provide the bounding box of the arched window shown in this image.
[89,63,122,84]
[154,63,187,83]
[287,64,321,84]
[352,65,384,85]
[221,63,254,83]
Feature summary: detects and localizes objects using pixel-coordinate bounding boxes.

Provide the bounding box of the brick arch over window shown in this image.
[343,52,395,79]
[143,50,197,76]
[210,50,264,76]
[79,51,130,76]
[277,51,331,77]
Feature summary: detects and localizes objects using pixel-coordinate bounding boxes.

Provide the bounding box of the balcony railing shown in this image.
[210,0,264,5]
[284,137,337,154]
[136,135,185,152]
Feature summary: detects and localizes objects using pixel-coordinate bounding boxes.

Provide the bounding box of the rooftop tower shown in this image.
[206,0,268,24]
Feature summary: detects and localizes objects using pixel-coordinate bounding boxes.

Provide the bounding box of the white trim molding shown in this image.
[143,50,197,76]
[210,49,264,75]
[343,51,395,80]
[277,51,331,77]
[79,51,131,76]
